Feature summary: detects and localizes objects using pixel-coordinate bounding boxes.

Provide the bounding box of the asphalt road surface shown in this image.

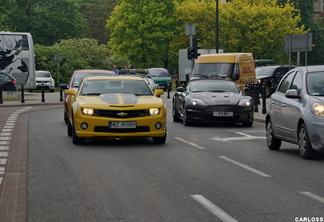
[25,102,324,222]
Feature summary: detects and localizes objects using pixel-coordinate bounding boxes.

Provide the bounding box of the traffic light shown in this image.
[192,38,201,59]
[187,47,193,60]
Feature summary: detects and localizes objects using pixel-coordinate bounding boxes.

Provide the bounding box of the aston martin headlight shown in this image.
[82,108,94,115]
[238,98,253,107]
[312,103,324,117]
[149,108,160,115]
[191,99,208,107]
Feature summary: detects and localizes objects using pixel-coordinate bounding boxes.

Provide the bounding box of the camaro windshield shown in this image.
[79,79,153,96]
[190,81,240,93]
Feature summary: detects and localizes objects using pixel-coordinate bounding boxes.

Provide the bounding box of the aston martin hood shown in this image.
[190,92,243,105]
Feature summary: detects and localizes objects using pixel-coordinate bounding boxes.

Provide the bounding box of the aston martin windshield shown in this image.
[189,80,240,93]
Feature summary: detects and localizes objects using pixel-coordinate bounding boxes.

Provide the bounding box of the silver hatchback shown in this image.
[266,65,324,159]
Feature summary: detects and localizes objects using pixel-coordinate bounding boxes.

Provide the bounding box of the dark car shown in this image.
[256,65,296,97]
[266,65,324,159]
[147,68,172,91]
[60,69,116,123]
[0,72,17,91]
[172,79,254,126]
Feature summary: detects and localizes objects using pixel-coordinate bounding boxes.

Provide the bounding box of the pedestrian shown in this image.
[112,65,119,75]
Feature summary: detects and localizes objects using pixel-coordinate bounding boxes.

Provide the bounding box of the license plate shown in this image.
[213,112,233,117]
[109,121,136,129]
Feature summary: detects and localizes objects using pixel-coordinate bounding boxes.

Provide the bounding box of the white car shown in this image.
[31,71,55,92]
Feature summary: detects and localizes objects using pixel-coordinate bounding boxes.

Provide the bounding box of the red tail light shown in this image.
[11,79,16,85]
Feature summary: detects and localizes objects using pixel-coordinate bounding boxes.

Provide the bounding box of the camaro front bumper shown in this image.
[73,114,166,139]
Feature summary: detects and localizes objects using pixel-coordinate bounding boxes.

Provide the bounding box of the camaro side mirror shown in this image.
[65,89,77,96]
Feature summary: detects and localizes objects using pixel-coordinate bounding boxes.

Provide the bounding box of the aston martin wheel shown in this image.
[182,110,191,126]
[298,123,316,159]
[172,102,181,122]
[266,118,281,150]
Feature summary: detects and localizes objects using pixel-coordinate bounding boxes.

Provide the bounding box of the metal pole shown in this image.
[216,0,219,53]
[0,84,3,104]
[21,84,25,103]
[57,60,60,87]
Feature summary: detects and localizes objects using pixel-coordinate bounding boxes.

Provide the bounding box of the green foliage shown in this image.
[35,38,128,84]
[171,0,306,64]
[107,0,177,69]
[78,0,118,44]
[1,0,87,46]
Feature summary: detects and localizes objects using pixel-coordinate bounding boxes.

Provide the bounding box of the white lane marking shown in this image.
[210,131,265,142]
[174,137,205,149]
[0,146,9,150]
[0,133,11,136]
[191,195,238,222]
[0,141,9,145]
[299,191,324,204]
[0,152,9,157]
[218,156,272,178]
[0,167,5,174]
[0,137,10,141]
[0,159,7,164]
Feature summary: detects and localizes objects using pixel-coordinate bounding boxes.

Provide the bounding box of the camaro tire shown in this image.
[152,131,167,144]
[266,119,281,150]
[72,122,85,145]
[298,123,316,159]
[67,120,72,137]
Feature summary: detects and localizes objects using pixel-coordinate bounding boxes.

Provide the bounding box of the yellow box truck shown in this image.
[191,53,256,89]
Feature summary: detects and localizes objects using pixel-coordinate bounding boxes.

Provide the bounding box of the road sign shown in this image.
[285,33,313,52]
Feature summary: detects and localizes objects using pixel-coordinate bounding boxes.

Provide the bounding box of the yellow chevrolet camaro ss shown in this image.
[65,76,167,144]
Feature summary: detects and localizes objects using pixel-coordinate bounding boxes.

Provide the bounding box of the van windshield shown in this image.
[192,63,234,79]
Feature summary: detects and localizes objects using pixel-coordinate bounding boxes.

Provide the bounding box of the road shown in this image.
[24,102,324,221]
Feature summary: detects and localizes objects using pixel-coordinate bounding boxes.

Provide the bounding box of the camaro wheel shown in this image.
[266,119,281,150]
[72,122,85,145]
[152,130,167,144]
[67,120,72,137]
[298,123,316,159]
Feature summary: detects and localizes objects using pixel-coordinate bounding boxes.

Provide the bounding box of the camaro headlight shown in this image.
[312,103,324,117]
[149,108,160,115]
[238,98,253,107]
[82,108,94,115]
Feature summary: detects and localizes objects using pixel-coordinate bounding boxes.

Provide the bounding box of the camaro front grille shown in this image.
[94,126,150,133]
[94,109,149,118]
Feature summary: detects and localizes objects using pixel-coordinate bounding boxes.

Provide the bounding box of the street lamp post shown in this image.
[216,0,219,53]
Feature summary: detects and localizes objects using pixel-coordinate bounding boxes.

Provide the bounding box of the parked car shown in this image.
[30,71,55,92]
[172,79,254,126]
[0,72,17,91]
[256,65,296,97]
[118,68,160,91]
[266,65,324,159]
[65,76,166,144]
[147,68,172,91]
[60,69,116,123]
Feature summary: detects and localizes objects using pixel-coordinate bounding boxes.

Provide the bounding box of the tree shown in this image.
[79,0,118,45]
[171,0,306,64]
[35,38,128,84]
[4,0,87,46]
[107,0,178,69]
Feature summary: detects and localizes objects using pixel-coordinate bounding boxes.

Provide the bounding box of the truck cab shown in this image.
[191,53,256,90]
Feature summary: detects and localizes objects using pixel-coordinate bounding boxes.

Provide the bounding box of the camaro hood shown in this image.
[189,92,243,105]
[77,93,163,108]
